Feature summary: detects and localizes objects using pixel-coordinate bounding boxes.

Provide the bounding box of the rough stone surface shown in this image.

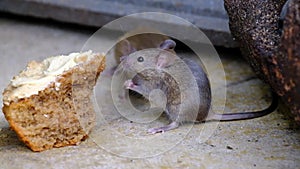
[224,0,300,123]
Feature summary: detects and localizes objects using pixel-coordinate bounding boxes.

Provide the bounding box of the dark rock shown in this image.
[224,0,300,123]
[276,0,300,122]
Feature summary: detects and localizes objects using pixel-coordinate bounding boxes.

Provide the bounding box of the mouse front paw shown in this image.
[124,79,136,89]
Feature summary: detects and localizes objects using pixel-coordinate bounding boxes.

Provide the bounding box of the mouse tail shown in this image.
[207,92,278,121]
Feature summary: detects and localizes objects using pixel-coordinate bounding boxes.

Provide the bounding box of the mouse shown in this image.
[120,39,278,134]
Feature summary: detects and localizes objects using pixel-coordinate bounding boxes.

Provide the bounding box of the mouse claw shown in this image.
[147,127,165,134]
[147,122,179,134]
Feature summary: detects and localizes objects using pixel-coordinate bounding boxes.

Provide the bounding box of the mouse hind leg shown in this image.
[147,121,179,134]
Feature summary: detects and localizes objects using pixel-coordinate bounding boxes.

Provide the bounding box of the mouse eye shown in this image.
[137,56,144,62]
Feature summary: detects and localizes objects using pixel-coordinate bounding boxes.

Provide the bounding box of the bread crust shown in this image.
[2,53,105,151]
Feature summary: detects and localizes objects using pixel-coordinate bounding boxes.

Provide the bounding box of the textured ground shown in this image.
[0,15,299,169]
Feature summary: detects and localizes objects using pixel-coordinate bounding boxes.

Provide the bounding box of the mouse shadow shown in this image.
[276,100,300,131]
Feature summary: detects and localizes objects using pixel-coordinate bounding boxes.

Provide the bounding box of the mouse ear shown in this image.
[156,53,175,69]
[118,39,137,61]
[159,39,176,50]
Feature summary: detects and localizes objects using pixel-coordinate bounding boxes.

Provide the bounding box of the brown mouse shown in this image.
[120,40,278,134]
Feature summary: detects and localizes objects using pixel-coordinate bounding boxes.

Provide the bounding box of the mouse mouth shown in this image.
[131,78,140,86]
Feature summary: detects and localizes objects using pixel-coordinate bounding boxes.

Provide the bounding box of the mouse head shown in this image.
[121,46,177,76]
[119,38,176,61]
[120,39,177,72]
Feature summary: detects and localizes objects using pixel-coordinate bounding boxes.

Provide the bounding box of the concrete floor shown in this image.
[0,15,299,169]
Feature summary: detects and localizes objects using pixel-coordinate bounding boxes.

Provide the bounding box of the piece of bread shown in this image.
[2,51,105,151]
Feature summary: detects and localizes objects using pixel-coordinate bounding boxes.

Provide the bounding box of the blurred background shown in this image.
[0,0,237,47]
